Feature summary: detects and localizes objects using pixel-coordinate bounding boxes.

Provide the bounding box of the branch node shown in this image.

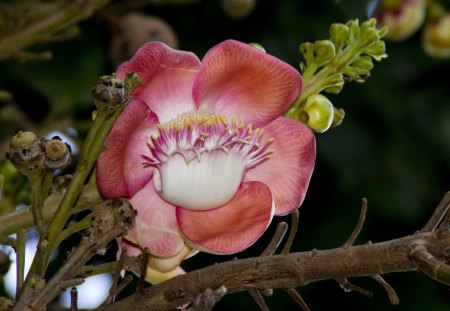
[371,274,399,305]
[336,278,373,298]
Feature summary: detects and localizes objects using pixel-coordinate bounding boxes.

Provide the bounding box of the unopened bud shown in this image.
[323,73,345,94]
[330,23,350,48]
[249,42,266,53]
[299,42,315,64]
[332,107,345,127]
[92,74,127,117]
[365,41,387,61]
[6,131,45,180]
[301,94,334,133]
[313,40,335,66]
[221,0,256,19]
[351,55,374,70]
[422,14,450,59]
[44,136,72,171]
[375,0,425,42]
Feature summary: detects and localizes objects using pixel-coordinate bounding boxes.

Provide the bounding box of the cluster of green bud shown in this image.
[287,18,388,133]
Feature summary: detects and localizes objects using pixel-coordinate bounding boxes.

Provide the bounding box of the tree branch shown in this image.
[100,228,450,311]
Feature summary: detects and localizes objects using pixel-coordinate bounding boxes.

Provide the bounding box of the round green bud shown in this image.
[330,23,350,47]
[249,42,266,53]
[351,55,374,70]
[313,40,335,66]
[302,94,334,133]
[332,107,345,127]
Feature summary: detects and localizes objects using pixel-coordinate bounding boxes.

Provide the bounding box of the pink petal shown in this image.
[96,99,157,198]
[177,181,273,254]
[193,40,302,127]
[131,183,185,257]
[245,117,316,216]
[117,41,201,124]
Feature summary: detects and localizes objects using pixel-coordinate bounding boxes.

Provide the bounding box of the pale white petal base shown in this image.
[154,150,246,210]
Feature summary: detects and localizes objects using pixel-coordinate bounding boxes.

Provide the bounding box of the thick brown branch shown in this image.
[101,230,450,311]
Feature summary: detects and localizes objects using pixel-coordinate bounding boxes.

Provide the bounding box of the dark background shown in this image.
[0,0,449,310]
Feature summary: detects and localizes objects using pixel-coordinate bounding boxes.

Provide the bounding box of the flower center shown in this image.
[143,110,273,210]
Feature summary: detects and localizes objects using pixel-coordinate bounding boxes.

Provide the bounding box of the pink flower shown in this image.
[97,40,316,283]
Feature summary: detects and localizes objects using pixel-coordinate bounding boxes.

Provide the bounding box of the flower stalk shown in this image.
[286,19,388,131]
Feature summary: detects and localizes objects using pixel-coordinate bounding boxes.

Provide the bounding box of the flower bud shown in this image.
[330,23,350,48]
[365,41,387,61]
[422,14,450,59]
[44,136,72,171]
[92,73,127,117]
[249,42,266,53]
[299,42,314,64]
[375,0,426,42]
[323,73,345,94]
[332,107,345,127]
[300,94,334,133]
[221,0,256,19]
[5,131,45,180]
[313,40,336,66]
[351,55,374,70]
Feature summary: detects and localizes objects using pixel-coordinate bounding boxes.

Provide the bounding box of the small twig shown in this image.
[70,287,78,311]
[248,288,269,311]
[336,278,373,298]
[115,275,133,298]
[136,248,149,296]
[422,191,450,231]
[284,288,311,311]
[16,229,26,296]
[281,209,299,255]
[342,198,368,248]
[371,274,399,305]
[0,235,16,248]
[104,248,128,305]
[261,222,288,256]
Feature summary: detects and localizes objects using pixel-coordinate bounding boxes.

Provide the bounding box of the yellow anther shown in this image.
[267,138,275,143]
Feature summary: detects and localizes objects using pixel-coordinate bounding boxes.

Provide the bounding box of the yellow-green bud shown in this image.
[323,73,345,94]
[301,94,334,133]
[249,42,266,53]
[313,40,335,66]
[376,0,425,42]
[221,0,256,19]
[9,131,41,160]
[422,14,450,59]
[332,107,345,127]
[44,136,72,171]
[330,23,350,48]
[365,41,387,61]
[351,55,374,70]
[299,42,315,63]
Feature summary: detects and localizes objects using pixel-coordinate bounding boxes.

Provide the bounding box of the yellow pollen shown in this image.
[267,138,275,143]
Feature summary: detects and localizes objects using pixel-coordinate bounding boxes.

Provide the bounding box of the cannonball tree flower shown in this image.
[96,40,316,283]
[422,13,450,59]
